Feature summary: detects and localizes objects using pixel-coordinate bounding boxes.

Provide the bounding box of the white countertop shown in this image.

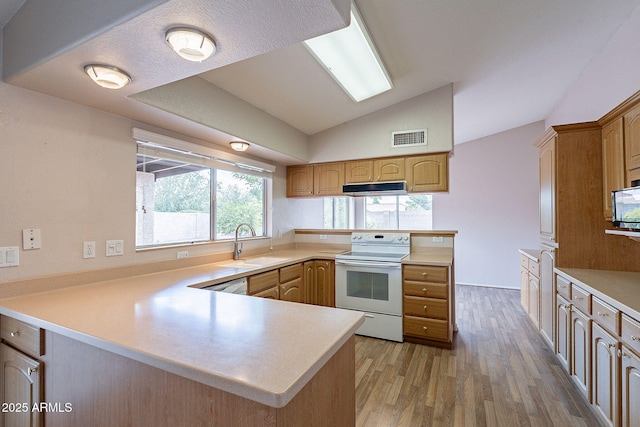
[555,268,640,320]
[0,251,364,408]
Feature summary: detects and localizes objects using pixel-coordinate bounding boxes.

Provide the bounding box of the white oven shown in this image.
[335,233,409,342]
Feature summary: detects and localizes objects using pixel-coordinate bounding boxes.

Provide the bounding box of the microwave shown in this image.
[612,185,640,230]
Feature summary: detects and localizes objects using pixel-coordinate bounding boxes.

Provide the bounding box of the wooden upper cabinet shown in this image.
[286,165,314,197]
[374,158,405,182]
[602,118,625,220]
[538,135,556,242]
[345,158,405,183]
[406,153,448,192]
[625,103,640,176]
[345,160,374,183]
[313,162,345,196]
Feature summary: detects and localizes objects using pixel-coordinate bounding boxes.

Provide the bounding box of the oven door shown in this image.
[335,259,402,316]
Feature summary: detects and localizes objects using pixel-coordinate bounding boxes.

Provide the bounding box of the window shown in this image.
[323,197,351,229]
[365,195,432,230]
[135,137,271,248]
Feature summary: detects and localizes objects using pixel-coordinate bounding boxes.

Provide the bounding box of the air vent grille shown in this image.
[391,129,427,148]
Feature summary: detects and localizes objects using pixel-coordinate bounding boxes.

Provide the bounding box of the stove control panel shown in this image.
[350,233,410,245]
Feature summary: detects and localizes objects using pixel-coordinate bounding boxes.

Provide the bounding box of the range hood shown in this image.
[342,181,407,196]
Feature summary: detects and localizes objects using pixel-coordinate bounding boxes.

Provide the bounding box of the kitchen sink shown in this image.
[217,257,289,269]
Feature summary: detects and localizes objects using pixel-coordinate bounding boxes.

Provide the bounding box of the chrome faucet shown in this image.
[233,223,256,260]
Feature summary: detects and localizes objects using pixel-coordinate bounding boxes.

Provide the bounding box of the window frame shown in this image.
[134,135,273,250]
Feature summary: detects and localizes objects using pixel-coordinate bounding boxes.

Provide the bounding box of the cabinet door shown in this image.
[621,345,640,427]
[528,274,540,328]
[286,165,314,197]
[624,103,640,173]
[315,261,335,308]
[406,154,448,192]
[345,160,373,183]
[303,261,316,305]
[280,278,303,303]
[556,295,571,373]
[592,323,618,427]
[313,163,345,196]
[539,246,555,350]
[602,118,625,220]
[520,266,529,312]
[373,158,404,182]
[539,136,556,242]
[253,286,279,299]
[570,307,592,402]
[0,343,42,427]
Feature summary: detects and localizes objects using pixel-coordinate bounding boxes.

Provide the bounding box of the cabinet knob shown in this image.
[27,367,37,376]
[422,326,428,331]
[10,331,19,337]
[632,336,640,341]
[423,305,428,311]
[422,288,427,293]
[421,272,427,276]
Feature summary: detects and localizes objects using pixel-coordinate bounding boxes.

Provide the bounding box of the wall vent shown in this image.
[391,129,427,148]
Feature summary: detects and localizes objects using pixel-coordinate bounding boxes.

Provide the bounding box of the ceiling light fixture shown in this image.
[166,27,216,62]
[229,141,250,152]
[84,64,131,89]
[303,3,392,102]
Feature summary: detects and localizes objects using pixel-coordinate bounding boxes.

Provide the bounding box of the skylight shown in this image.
[303,3,392,102]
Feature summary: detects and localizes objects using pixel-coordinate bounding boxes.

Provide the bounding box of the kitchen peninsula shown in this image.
[0,252,364,426]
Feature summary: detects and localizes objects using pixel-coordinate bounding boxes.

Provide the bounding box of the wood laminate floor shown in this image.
[354,285,601,427]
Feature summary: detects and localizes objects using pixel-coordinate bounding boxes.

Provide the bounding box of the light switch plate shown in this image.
[106,240,124,257]
[0,246,19,267]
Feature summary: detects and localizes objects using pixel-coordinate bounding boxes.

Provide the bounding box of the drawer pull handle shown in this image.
[632,336,640,341]
[27,367,37,376]
[10,331,19,338]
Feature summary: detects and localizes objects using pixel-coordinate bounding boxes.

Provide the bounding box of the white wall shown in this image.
[0,82,296,284]
[546,5,640,126]
[309,84,453,163]
[433,122,543,288]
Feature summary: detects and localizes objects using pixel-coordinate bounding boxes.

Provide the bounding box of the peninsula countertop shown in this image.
[0,249,364,408]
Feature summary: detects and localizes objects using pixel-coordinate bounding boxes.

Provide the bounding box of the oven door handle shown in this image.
[335,260,402,269]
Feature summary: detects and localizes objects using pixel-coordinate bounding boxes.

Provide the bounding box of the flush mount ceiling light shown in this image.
[84,64,131,89]
[229,141,250,152]
[166,27,216,62]
[303,3,392,102]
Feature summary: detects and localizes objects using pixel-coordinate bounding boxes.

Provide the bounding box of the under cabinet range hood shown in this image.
[342,181,407,195]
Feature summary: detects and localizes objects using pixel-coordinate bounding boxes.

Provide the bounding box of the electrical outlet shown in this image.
[177,251,189,259]
[432,236,444,243]
[83,241,96,259]
[319,235,328,240]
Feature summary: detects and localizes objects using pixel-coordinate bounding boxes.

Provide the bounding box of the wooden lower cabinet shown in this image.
[304,260,335,307]
[0,316,45,427]
[249,264,305,303]
[592,323,619,427]
[402,264,453,348]
[556,294,571,373]
[0,344,42,427]
[621,345,640,427]
[570,306,592,402]
[519,253,540,329]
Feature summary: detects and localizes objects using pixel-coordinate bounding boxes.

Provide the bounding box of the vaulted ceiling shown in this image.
[2,0,640,163]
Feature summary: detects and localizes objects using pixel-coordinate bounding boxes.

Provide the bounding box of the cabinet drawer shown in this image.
[403,281,448,300]
[622,314,640,355]
[571,285,591,314]
[403,296,448,320]
[403,316,449,341]
[279,263,302,283]
[556,275,571,300]
[248,270,279,295]
[592,297,620,335]
[520,254,529,269]
[528,260,539,278]
[0,315,44,357]
[403,265,448,283]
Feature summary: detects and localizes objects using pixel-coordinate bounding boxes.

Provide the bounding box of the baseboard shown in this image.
[456,282,519,290]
